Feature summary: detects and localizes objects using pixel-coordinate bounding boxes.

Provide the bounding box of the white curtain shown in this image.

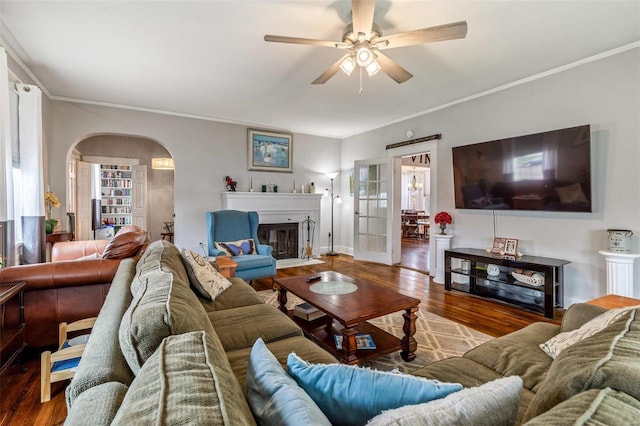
[17,83,45,264]
[0,47,16,266]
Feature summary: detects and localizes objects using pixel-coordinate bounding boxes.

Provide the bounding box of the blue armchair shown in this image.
[205,210,276,283]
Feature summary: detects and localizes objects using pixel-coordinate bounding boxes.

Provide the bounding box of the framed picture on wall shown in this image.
[248,129,293,172]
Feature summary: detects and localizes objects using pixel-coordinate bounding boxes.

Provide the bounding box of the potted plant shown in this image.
[44,191,61,234]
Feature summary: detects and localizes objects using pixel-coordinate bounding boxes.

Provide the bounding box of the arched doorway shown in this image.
[67,134,174,241]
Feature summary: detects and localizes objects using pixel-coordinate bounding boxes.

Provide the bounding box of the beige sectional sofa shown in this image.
[64,240,640,425]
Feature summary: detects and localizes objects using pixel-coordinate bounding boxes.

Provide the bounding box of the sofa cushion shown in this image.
[464,322,558,392]
[119,268,214,374]
[367,376,523,426]
[226,336,338,390]
[200,277,265,313]
[540,304,640,358]
[523,387,640,426]
[102,226,147,259]
[246,338,331,426]
[287,353,462,425]
[111,331,255,426]
[523,308,640,421]
[208,304,302,351]
[181,248,232,300]
[130,240,191,296]
[65,382,128,426]
[66,258,137,407]
[232,254,275,270]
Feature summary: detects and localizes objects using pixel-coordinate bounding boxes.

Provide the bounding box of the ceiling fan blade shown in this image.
[376,21,468,49]
[352,0,376,38]
[311,54,351,84]
[374,51,413,83]
[264,34,346,48]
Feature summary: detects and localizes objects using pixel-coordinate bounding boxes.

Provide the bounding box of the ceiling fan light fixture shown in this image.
[339,55,357,76]
[365,59,381,76]
[355,45,374,66]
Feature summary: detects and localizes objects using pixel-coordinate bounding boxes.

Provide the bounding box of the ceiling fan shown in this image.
[264,0,467,85]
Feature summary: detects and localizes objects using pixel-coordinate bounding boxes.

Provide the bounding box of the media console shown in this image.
[444,248,570,318]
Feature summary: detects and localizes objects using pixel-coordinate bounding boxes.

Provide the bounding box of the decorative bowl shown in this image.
[512,272,544,287]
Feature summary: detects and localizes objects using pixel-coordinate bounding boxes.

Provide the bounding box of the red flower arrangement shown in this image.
[434,211,452,235]
[434,211,453,225]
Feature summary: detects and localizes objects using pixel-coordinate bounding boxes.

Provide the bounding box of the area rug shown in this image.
[258,290,491,374]
[276,258,325,269]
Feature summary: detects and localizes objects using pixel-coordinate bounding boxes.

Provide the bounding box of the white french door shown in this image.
[353,157,401,265]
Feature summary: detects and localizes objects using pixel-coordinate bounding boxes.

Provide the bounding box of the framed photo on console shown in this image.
[504,238,519,256]
[248,129,293,172]
[492,237,506,254]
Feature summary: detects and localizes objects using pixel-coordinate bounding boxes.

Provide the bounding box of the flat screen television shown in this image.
[452,125,592,212]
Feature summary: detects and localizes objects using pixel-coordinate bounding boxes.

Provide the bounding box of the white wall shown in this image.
[46,102,341,253]
[340,48,640,304]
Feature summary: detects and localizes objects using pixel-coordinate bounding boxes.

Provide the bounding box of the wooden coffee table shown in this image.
[275,271,420,365]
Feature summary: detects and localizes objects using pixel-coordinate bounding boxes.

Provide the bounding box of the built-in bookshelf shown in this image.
[100,164,133,233]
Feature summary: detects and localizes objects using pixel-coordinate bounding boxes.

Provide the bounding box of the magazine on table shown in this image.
[334,334,376,350]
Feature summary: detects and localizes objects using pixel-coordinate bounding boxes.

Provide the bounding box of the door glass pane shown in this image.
[368,182,377,197]
[378,219,387,235]
[379,236,387,251]
[359,234,367,249]
[359,200,367,215]
[368,164,378,181]
[359,217,367,235]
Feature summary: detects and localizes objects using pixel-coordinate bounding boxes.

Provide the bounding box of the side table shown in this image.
[214,256,238,278]
[0,281,26,375]
[586,294,640,309]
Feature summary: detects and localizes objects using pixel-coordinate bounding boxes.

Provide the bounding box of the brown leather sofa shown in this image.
[0,229,147,350]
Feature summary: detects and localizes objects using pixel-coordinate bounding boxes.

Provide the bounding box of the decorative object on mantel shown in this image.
[247,128,293,173]
[44,191,61,234]
[607,229,633,253]
[225,176,237,192]
[249,177,253,192]
[433,211,452,235]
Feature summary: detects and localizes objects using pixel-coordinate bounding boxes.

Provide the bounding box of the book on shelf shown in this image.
[293,302,326,321]
[334,334,376,350]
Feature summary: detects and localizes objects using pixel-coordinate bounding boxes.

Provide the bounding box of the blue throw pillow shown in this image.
[247,338,331,426]
[287,353,463,425]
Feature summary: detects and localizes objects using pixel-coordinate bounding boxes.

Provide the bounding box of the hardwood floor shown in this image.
[1,251,562,426]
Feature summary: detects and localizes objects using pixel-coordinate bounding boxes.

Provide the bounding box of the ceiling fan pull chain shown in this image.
[359,66,364,95]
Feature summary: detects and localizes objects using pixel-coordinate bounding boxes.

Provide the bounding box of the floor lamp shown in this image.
[325,172,341,256]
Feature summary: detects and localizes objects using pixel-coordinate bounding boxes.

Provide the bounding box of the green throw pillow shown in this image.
[367,376,523,426]
[523,308,640,421]
[287,353,462,425]
[247,338,331,425]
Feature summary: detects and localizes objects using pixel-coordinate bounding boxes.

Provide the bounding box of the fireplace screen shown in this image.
[257,223,298,260]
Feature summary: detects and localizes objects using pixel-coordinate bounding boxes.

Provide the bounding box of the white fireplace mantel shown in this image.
[221,192,324,257]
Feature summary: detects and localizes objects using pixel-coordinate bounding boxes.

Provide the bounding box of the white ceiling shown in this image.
[1,1,638,139]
